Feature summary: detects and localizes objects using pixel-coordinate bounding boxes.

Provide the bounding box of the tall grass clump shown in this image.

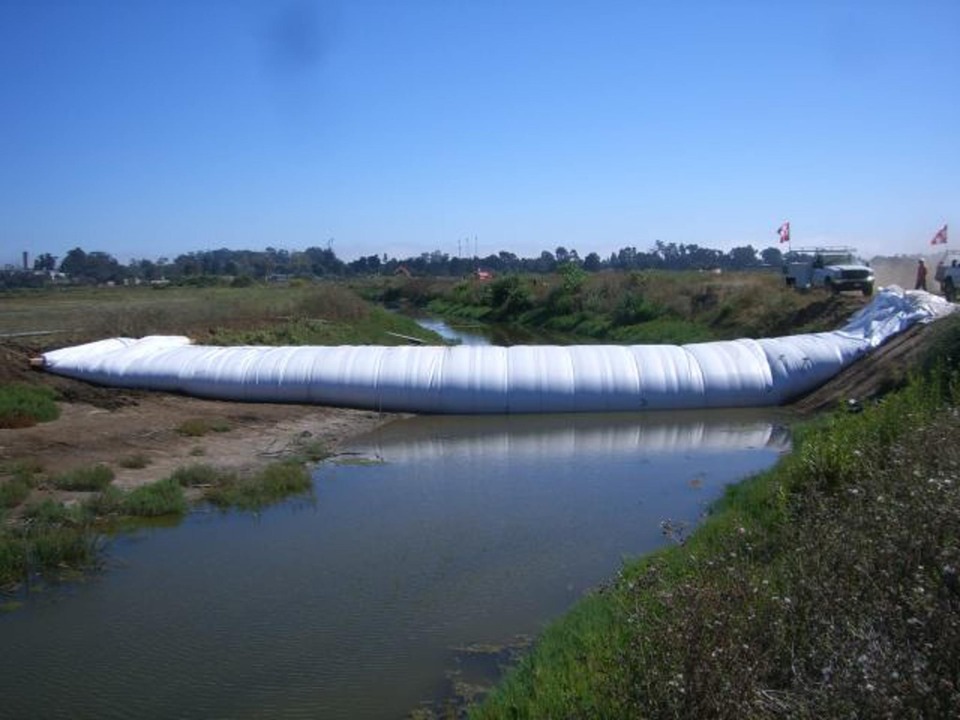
[120,478,187,517]
[1,458,43,509]
[170,463,229,487]
[0,477,33,509]
[474,369,960,719]
[0,383,60,429]
[51,464,115,491]
[204,460,312,511]
[1,500,99,588]
[117,453,151,469]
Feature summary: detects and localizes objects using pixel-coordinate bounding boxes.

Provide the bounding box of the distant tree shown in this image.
[583,252,602,272]
[535,250,556,273]
[726,245,759,269]
[33,253,57,272]
[58,247,87,276]
[59,247,124,284]
[760,247,784,267]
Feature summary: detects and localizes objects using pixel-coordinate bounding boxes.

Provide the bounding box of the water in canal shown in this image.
[0,408,789,719]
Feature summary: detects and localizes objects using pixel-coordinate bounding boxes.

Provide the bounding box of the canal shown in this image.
[0,321,792,719]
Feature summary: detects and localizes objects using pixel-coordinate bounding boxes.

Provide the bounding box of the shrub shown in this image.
[0,477,32,509]
[117,453,151,469]
[51,464,115,491]
[204,460,312,511]
[175,418,231,437]
[121,478,187,517]
[170,464,227,487]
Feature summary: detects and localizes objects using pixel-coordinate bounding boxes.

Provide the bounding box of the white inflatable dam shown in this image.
[40,288,953,414]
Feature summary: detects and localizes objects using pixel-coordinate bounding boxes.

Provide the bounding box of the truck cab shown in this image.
[783,246,874,296]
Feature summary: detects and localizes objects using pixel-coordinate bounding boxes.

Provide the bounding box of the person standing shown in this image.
[915,259,928,291]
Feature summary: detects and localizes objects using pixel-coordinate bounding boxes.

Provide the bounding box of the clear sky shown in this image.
[1,0,957,267]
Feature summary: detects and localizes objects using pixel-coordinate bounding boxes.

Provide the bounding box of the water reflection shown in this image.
[347,410,790,464]
[0,410,789,720]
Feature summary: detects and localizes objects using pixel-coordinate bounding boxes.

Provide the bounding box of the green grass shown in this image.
[50,464,115,491]
[170,463,229,487]
[0,476,33,509]
[289,437,331,463]
[399,270,839,345]
[1,499,100,588]
[204,460,312,511]
[0,383,60,429]
[120,478,187,517]
[0,282,446,349]
[1,455,317,589]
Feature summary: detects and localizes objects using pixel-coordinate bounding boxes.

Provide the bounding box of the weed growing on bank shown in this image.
[474,372,960,718]
[1,456,318,589]
[51,464,115,491]
[1,500,100,588]
[204,460,312,511]
[0,383,60,428]
[120,478,188,517]
[117,453,151,469]
[175,417,231,437]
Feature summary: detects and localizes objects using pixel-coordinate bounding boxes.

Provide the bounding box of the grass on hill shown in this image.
[0,383,60,429]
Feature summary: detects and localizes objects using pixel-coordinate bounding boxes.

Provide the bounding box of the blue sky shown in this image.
[1,0,957,267]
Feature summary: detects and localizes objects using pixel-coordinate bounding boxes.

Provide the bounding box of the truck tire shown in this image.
[863,283,874,297]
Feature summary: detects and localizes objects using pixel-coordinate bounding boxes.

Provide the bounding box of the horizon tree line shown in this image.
[2,242,789,289]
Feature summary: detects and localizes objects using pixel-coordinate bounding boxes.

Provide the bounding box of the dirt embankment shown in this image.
[792,323,933,414]
[0,342,398,489]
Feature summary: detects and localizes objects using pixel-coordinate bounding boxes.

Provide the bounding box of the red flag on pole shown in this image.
[930,224,948,245]
[777,222,790,244]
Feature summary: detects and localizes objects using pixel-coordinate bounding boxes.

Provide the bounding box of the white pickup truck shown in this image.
[782,247,874,296]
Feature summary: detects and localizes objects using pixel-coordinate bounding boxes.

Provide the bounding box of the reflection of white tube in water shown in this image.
[344,411,790,464]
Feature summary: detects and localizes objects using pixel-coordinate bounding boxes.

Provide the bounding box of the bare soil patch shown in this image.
[1,342,397,491]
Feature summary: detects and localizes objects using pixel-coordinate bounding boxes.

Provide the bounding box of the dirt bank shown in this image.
[1,342,399,490]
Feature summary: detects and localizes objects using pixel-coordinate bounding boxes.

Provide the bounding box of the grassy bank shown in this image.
[368,268,859,344]
[472,328,960,717]
[0,450,328,590]
[0,281,441,350]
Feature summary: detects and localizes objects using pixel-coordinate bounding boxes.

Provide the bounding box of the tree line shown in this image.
[2,242,786,289]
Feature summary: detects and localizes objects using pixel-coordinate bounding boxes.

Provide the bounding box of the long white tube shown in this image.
[41,288,953,414]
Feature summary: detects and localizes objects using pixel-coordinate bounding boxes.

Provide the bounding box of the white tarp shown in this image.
[40,287,954,414]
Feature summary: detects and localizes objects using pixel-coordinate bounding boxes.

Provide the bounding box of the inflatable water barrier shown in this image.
[40,288,954,414]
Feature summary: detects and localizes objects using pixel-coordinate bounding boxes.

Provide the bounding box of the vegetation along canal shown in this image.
[0,405,789,719]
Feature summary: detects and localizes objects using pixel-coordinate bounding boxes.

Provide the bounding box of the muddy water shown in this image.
[0,409,788,719]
